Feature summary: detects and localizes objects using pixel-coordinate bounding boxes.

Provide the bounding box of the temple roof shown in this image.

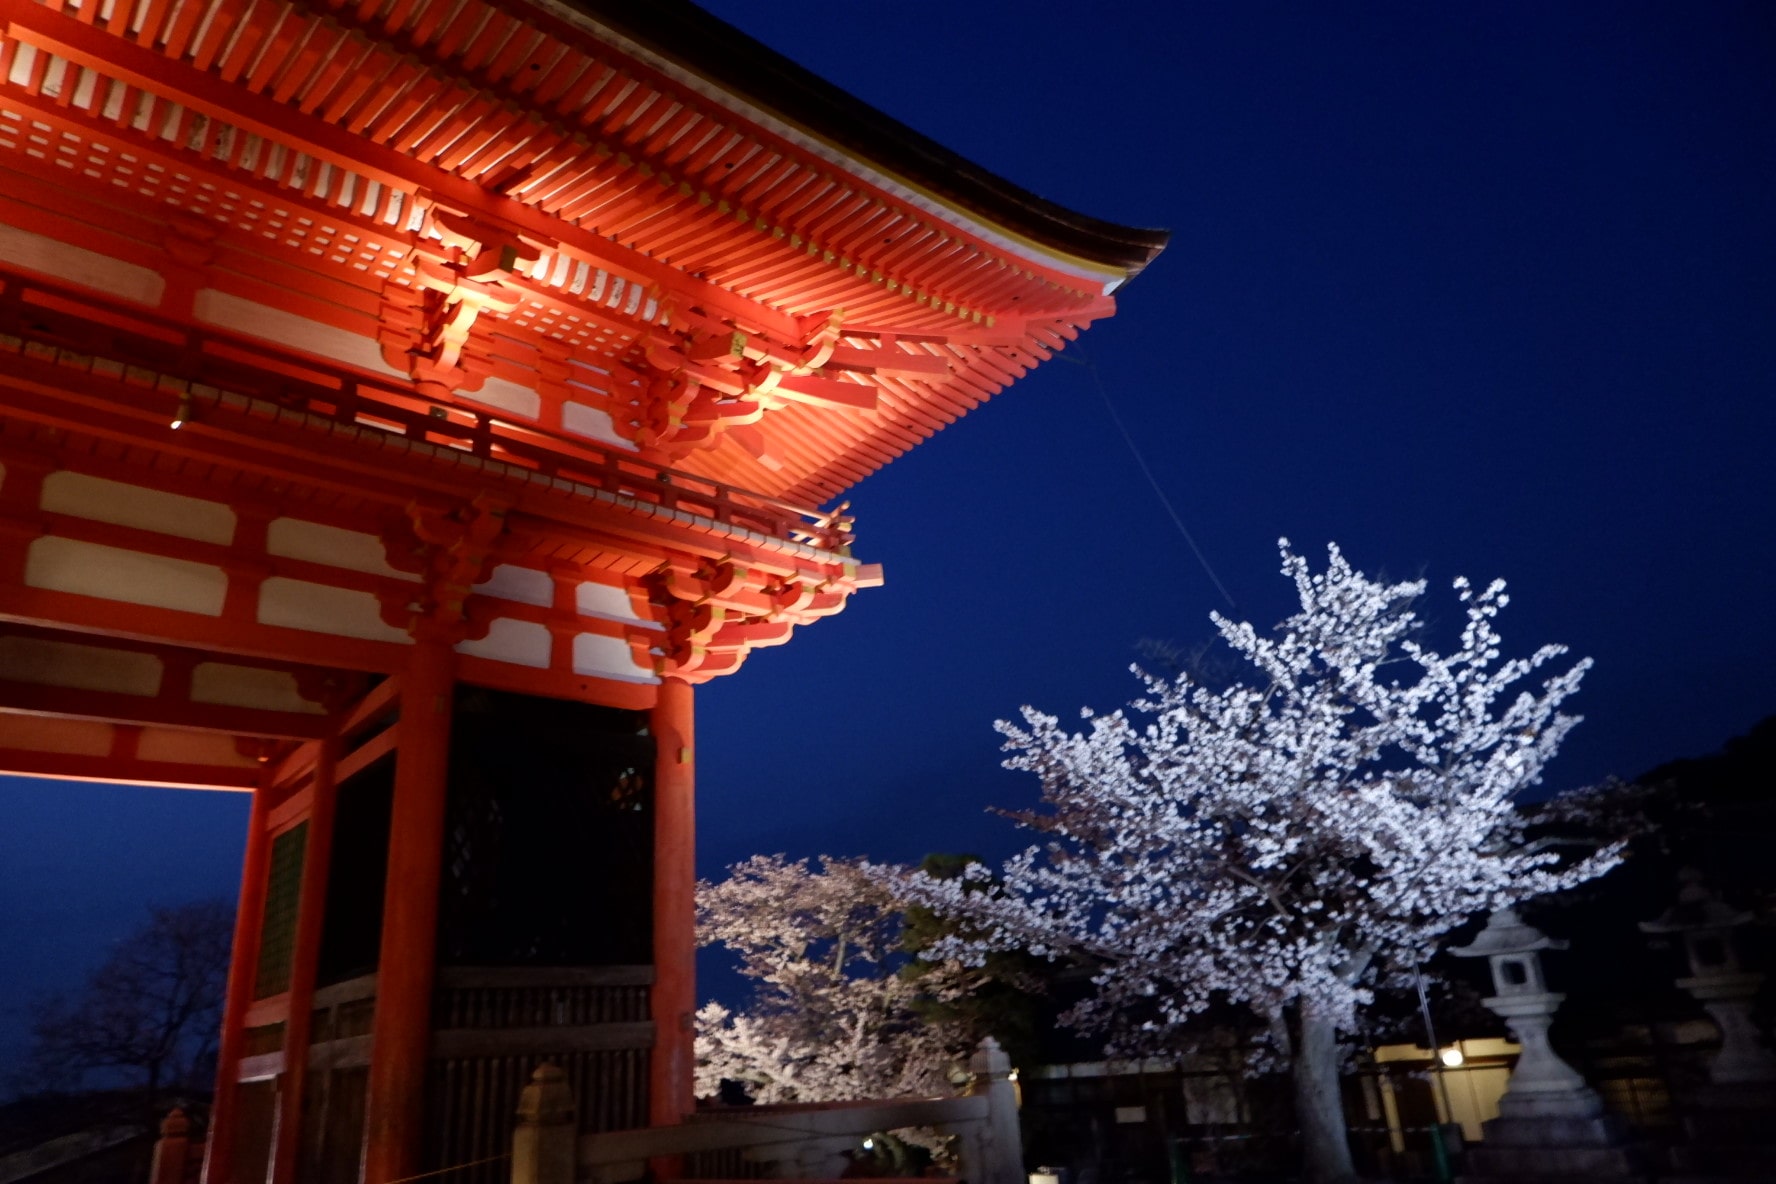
[545,0,1170,278]
[0,0,1168,505]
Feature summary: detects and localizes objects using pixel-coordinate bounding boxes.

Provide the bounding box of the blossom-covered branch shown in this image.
[694,855,988,1107]
[887,540,1625,1184]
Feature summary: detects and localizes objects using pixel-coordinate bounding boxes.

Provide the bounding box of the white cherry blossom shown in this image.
[887,540,1622,1184]
[694,855,977,1109]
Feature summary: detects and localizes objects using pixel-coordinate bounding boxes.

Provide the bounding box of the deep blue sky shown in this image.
[694,0,1776,864]
[4,1,1772,1070]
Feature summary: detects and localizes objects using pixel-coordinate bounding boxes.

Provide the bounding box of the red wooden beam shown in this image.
[1,621,367,699]
[0,0,802,341]
[0,747,260,789]
[0,582,411,677]
[0,361,851,584]
[0,678,331,739]
[0,262,851,557]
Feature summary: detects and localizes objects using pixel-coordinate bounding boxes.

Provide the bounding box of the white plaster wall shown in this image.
[562,401,633,449]
[0,224,165,305]
[474,564,553,607]
[41,472,236,544]
[460,377,541,419]
[455,618,551,668]
[191,662,326,714]
[257,578,413,644]
[572,631,654,682]
[576,580,647,623]
[266,518,419,581]
[193,289,403,377]
[25,537,228,616]
[0,636,162,695]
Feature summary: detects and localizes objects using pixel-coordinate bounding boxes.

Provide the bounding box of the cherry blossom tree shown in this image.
[695,855,981,1106]
[890,540,1624,1184]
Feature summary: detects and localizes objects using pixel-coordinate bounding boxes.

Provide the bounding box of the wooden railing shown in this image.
[509,1039,1025,1184]
[148,1110,205,1184]
[427,967,654,1184]
[0,266,855,555]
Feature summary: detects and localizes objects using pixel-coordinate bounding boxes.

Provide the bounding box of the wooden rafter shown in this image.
[0,0,1138,502]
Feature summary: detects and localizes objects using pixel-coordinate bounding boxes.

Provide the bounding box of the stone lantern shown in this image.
[1450,908,1645,1179]
[1641,869,1776,1086]
[1451,907,1600,1120]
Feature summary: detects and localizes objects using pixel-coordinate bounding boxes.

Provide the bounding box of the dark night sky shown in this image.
[3,1,1773,1073]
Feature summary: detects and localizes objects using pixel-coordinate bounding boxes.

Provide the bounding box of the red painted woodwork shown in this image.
[363,648,452,1184]
[0,749,259,790]
[650,677,697,1127]
[0,0,1157,506]
[271,737,338,1184]
[0,676,329,739]
[0,264,872,694]
[203,768,274,1184]
[0,0,1159,1176]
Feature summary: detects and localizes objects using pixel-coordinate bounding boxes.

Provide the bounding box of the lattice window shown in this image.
[253,821,309,999]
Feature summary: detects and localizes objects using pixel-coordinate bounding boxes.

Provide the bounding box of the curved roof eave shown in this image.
[528,0,1171,283]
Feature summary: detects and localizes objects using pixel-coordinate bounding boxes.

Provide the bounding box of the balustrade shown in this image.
[509,1038,1023,1184]
[0,266,856,556]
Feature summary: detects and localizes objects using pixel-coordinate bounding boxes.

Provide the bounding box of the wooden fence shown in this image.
[513,1038,1024,1184]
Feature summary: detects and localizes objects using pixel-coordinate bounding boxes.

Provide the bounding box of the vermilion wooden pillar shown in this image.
[270,738,339,1184]
[650,677,696,1126]
[203,771,275,1184]
[364,641,456,1184]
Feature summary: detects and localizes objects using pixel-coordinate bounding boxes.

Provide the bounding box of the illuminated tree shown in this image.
[694,855,981,1106]
[892,540,1624,1184]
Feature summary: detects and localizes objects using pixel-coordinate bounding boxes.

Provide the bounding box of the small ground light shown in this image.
[170,394,192,430]
[1439,1046,1465,1068]
[862,1138,875,1151]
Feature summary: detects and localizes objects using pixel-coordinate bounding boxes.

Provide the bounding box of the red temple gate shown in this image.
[0,0,1164,1179]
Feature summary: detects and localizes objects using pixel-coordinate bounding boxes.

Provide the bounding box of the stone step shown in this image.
[1462,1140,1658,1178]
[1480,1113,1633,1148]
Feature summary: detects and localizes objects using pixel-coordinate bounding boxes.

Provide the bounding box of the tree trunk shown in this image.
[1290,1006,1356,1184]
